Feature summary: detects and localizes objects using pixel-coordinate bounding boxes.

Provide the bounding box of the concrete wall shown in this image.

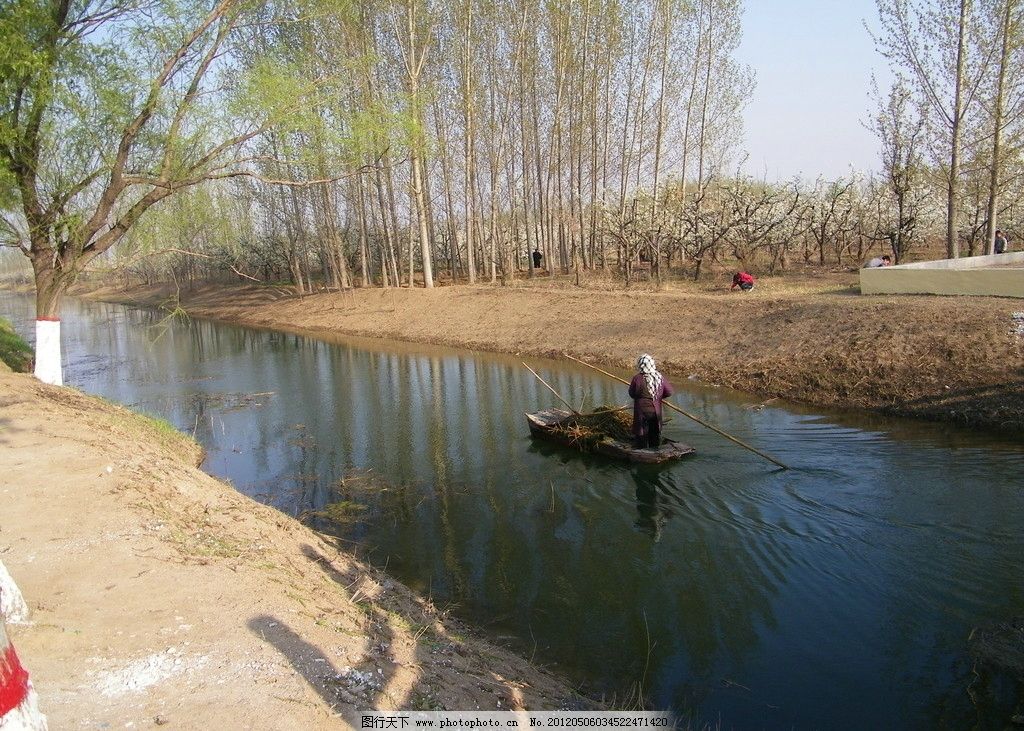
[860,252,1024,298]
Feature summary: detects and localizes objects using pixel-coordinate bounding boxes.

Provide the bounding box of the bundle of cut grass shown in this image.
[550,406,634,448]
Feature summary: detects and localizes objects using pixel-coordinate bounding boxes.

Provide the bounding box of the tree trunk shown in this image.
[355,174,371,287]
[434,98,460,280]
[462,4,478,284]
[652,0,672,219]
[412,152,435,288]
[947,0,969,259]
[30,249,66,385]
[985,0,1014,255]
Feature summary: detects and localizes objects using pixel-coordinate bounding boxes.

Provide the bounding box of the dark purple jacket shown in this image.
[629,373,674,436]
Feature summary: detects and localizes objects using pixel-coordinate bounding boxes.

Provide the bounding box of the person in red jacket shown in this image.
[731,271,755,291]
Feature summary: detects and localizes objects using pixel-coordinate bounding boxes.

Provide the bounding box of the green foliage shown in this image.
[0,1,52,93]
[119,183,246,262]
[232,57,321,134]
[0,0,55,204]
[0,162,17,212]
[1,1,137,153]
[1,0,338,267]
[0,317,32,372]
[294,0,355,25]
[347,101,407,156]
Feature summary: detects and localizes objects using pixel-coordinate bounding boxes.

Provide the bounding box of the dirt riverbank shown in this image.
[77,272,1024,432]
[0,371,589,728]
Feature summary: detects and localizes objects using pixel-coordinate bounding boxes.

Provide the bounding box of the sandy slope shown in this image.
[0,372,587,728]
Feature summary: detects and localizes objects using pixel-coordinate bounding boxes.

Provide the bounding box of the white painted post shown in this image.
[0,588,47,730]
[32,319,62,387]
[0,564,28,626]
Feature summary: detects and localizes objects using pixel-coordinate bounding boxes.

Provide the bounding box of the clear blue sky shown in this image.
[736,0,890,181]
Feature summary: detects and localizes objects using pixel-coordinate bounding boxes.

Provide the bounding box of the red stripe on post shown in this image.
[0,644,30,718]
[35,317,60,322]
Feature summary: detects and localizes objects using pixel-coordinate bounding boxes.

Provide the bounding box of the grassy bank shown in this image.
[0,316,32,372]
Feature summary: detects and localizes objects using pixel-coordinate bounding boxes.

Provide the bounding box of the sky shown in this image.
[736,0,892,181]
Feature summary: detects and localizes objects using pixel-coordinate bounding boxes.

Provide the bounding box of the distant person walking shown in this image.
[731,271,755,291]
[629,354,674,449]
[532,248,543,268]
[995,230,1008,254]
[864,255,892,268]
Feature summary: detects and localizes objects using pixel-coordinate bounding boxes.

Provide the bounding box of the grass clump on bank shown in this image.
[114,407,204,466]
[84,391,203,466]
[0,317,32,372]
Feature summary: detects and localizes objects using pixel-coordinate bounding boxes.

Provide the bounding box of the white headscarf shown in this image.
[636,354,663,400]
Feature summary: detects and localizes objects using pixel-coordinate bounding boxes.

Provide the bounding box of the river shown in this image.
[4,291,1023,728]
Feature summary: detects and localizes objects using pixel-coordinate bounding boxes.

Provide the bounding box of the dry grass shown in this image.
[551,407,635,448]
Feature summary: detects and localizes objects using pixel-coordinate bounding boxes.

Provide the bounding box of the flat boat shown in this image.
[526,408,695,464]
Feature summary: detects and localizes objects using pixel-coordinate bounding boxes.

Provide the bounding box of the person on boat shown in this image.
[629,354,674,449]
[731,271,755,291]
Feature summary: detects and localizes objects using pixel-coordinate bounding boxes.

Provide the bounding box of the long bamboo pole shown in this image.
[522,362,579,415]
[564,354,789,470]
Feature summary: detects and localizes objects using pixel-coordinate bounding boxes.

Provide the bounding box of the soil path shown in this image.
[81,275,1024,431]
[0,372,587,728]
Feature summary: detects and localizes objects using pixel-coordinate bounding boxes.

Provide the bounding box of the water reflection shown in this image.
[632,468,674,541]
[3,292,1024,728]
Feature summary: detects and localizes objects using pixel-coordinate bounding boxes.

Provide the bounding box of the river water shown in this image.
[4,292,1023,728]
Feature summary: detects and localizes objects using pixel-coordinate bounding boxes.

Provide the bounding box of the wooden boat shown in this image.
[526,408,696,464]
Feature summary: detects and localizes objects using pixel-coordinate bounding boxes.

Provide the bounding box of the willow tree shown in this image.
[0,0,314,384]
